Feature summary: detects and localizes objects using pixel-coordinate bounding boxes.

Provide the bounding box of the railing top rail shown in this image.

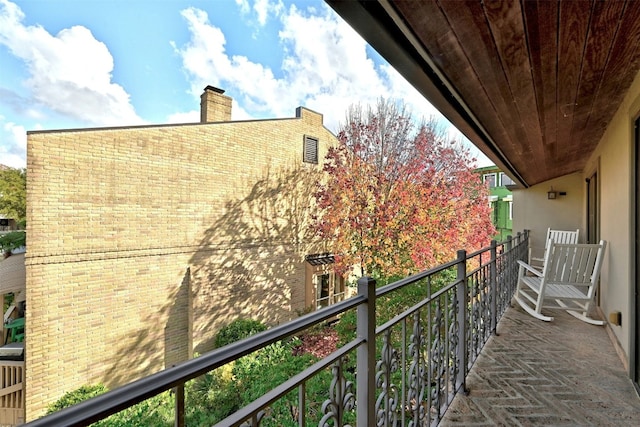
[376,257,460,298]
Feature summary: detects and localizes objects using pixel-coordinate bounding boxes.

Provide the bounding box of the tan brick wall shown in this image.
[25,107,335,419]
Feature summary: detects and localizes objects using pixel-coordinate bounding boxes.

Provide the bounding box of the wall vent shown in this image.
[303,136,318,164]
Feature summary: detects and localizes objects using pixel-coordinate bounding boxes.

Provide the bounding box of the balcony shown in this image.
[443,305,640,425]
[23,231,639,426]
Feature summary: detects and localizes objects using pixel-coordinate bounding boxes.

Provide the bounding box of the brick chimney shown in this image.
[200,86,232,123]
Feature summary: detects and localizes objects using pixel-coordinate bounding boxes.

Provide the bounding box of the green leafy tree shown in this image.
[0,167,26,227]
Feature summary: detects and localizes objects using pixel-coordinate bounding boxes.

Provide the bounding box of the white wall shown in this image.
[512,173,584,255]
[581,69,640,359]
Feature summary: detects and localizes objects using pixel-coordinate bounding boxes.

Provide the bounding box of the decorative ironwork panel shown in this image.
[470,271,482,359]
[447,290,459,395]
[375,329,399,427]
[429,297,445,420]
[407,312,427,427]
[319,359,355,427]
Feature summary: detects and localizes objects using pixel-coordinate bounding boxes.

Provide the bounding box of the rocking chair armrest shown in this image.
[517,260,543,277]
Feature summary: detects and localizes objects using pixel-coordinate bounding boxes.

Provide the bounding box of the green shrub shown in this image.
[188,337,334,426]
[214,318,267,348]
[46,384,108,414]
[186,364,241,425]
[231,341,323,426]
[97,392,174,426]
[46,384,175,426]
[0,231,26,253]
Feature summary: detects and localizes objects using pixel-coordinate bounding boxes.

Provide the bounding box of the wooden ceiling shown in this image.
[327,0,640,187]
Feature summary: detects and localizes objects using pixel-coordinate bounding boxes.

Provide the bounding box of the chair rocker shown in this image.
[515,239,607,325]
[528,228,580,269]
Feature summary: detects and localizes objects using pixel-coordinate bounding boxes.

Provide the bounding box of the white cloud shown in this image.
[0,120,26,168]
[165,110,199,124]
[164,99,253,125]
[0,0,143,127]
[230,100,254,121]
[253,0,271,26]
[174,3,402,133]
[235,0,251,15]
[380,64,443,120]
[173,2,487,141]
[235,0,284,27]
[176,7,287,115]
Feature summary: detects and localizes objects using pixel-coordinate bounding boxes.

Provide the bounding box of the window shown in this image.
[499,172,515,186]
[314,272,345,309]
[483,173,497,188]
[303,136,318,164]
[306,254,346,310]
[316,273,330,309]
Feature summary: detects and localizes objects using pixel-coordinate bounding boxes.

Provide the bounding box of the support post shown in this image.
[490,240,498,335]
[174,384,185,427]
[520,230,528,261]
[455,250,468,394]
[356,276,376,426]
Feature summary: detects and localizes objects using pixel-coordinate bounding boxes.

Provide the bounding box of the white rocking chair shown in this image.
[515,239,607,325]
[529,228,580,268]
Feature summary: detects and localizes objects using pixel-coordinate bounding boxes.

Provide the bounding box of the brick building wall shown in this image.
[25,92,335,419]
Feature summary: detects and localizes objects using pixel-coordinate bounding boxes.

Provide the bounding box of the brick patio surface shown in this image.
[441,305,640,426]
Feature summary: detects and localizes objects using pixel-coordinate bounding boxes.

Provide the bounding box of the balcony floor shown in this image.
[442,305,640,426]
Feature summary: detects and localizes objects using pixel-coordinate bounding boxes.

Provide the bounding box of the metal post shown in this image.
[356,276,376,426]
[490,240,498,335]
[174,384,184,427]
[455,250,468,394]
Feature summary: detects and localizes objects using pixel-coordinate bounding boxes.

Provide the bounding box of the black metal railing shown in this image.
[25,231,529,427]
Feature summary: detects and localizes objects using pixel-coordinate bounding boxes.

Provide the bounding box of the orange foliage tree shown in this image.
[314,99,495,278]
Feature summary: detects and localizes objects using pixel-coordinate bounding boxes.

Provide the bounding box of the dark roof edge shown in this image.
[26,114,325,136]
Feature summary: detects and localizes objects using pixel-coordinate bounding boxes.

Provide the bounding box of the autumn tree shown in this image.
[0,167,26,227]
[315,99,495,278]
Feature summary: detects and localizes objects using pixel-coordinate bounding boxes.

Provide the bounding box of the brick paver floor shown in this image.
[441,305,640,426]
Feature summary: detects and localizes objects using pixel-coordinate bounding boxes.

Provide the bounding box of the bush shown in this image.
[214,318,267,348]
[186,364,240,425]
[0,231,25,253]
[47,383,176,426]
[98,392,174,426]
[189,336,334,426]
[46,384,108,414]
[231,341,324,426]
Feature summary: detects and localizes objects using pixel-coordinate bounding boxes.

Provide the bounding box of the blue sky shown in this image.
[0,0,491,169]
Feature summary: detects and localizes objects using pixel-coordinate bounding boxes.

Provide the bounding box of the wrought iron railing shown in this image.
[25,231,529,427]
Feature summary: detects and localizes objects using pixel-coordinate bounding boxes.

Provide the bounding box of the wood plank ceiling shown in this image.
[328,0,640,186]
